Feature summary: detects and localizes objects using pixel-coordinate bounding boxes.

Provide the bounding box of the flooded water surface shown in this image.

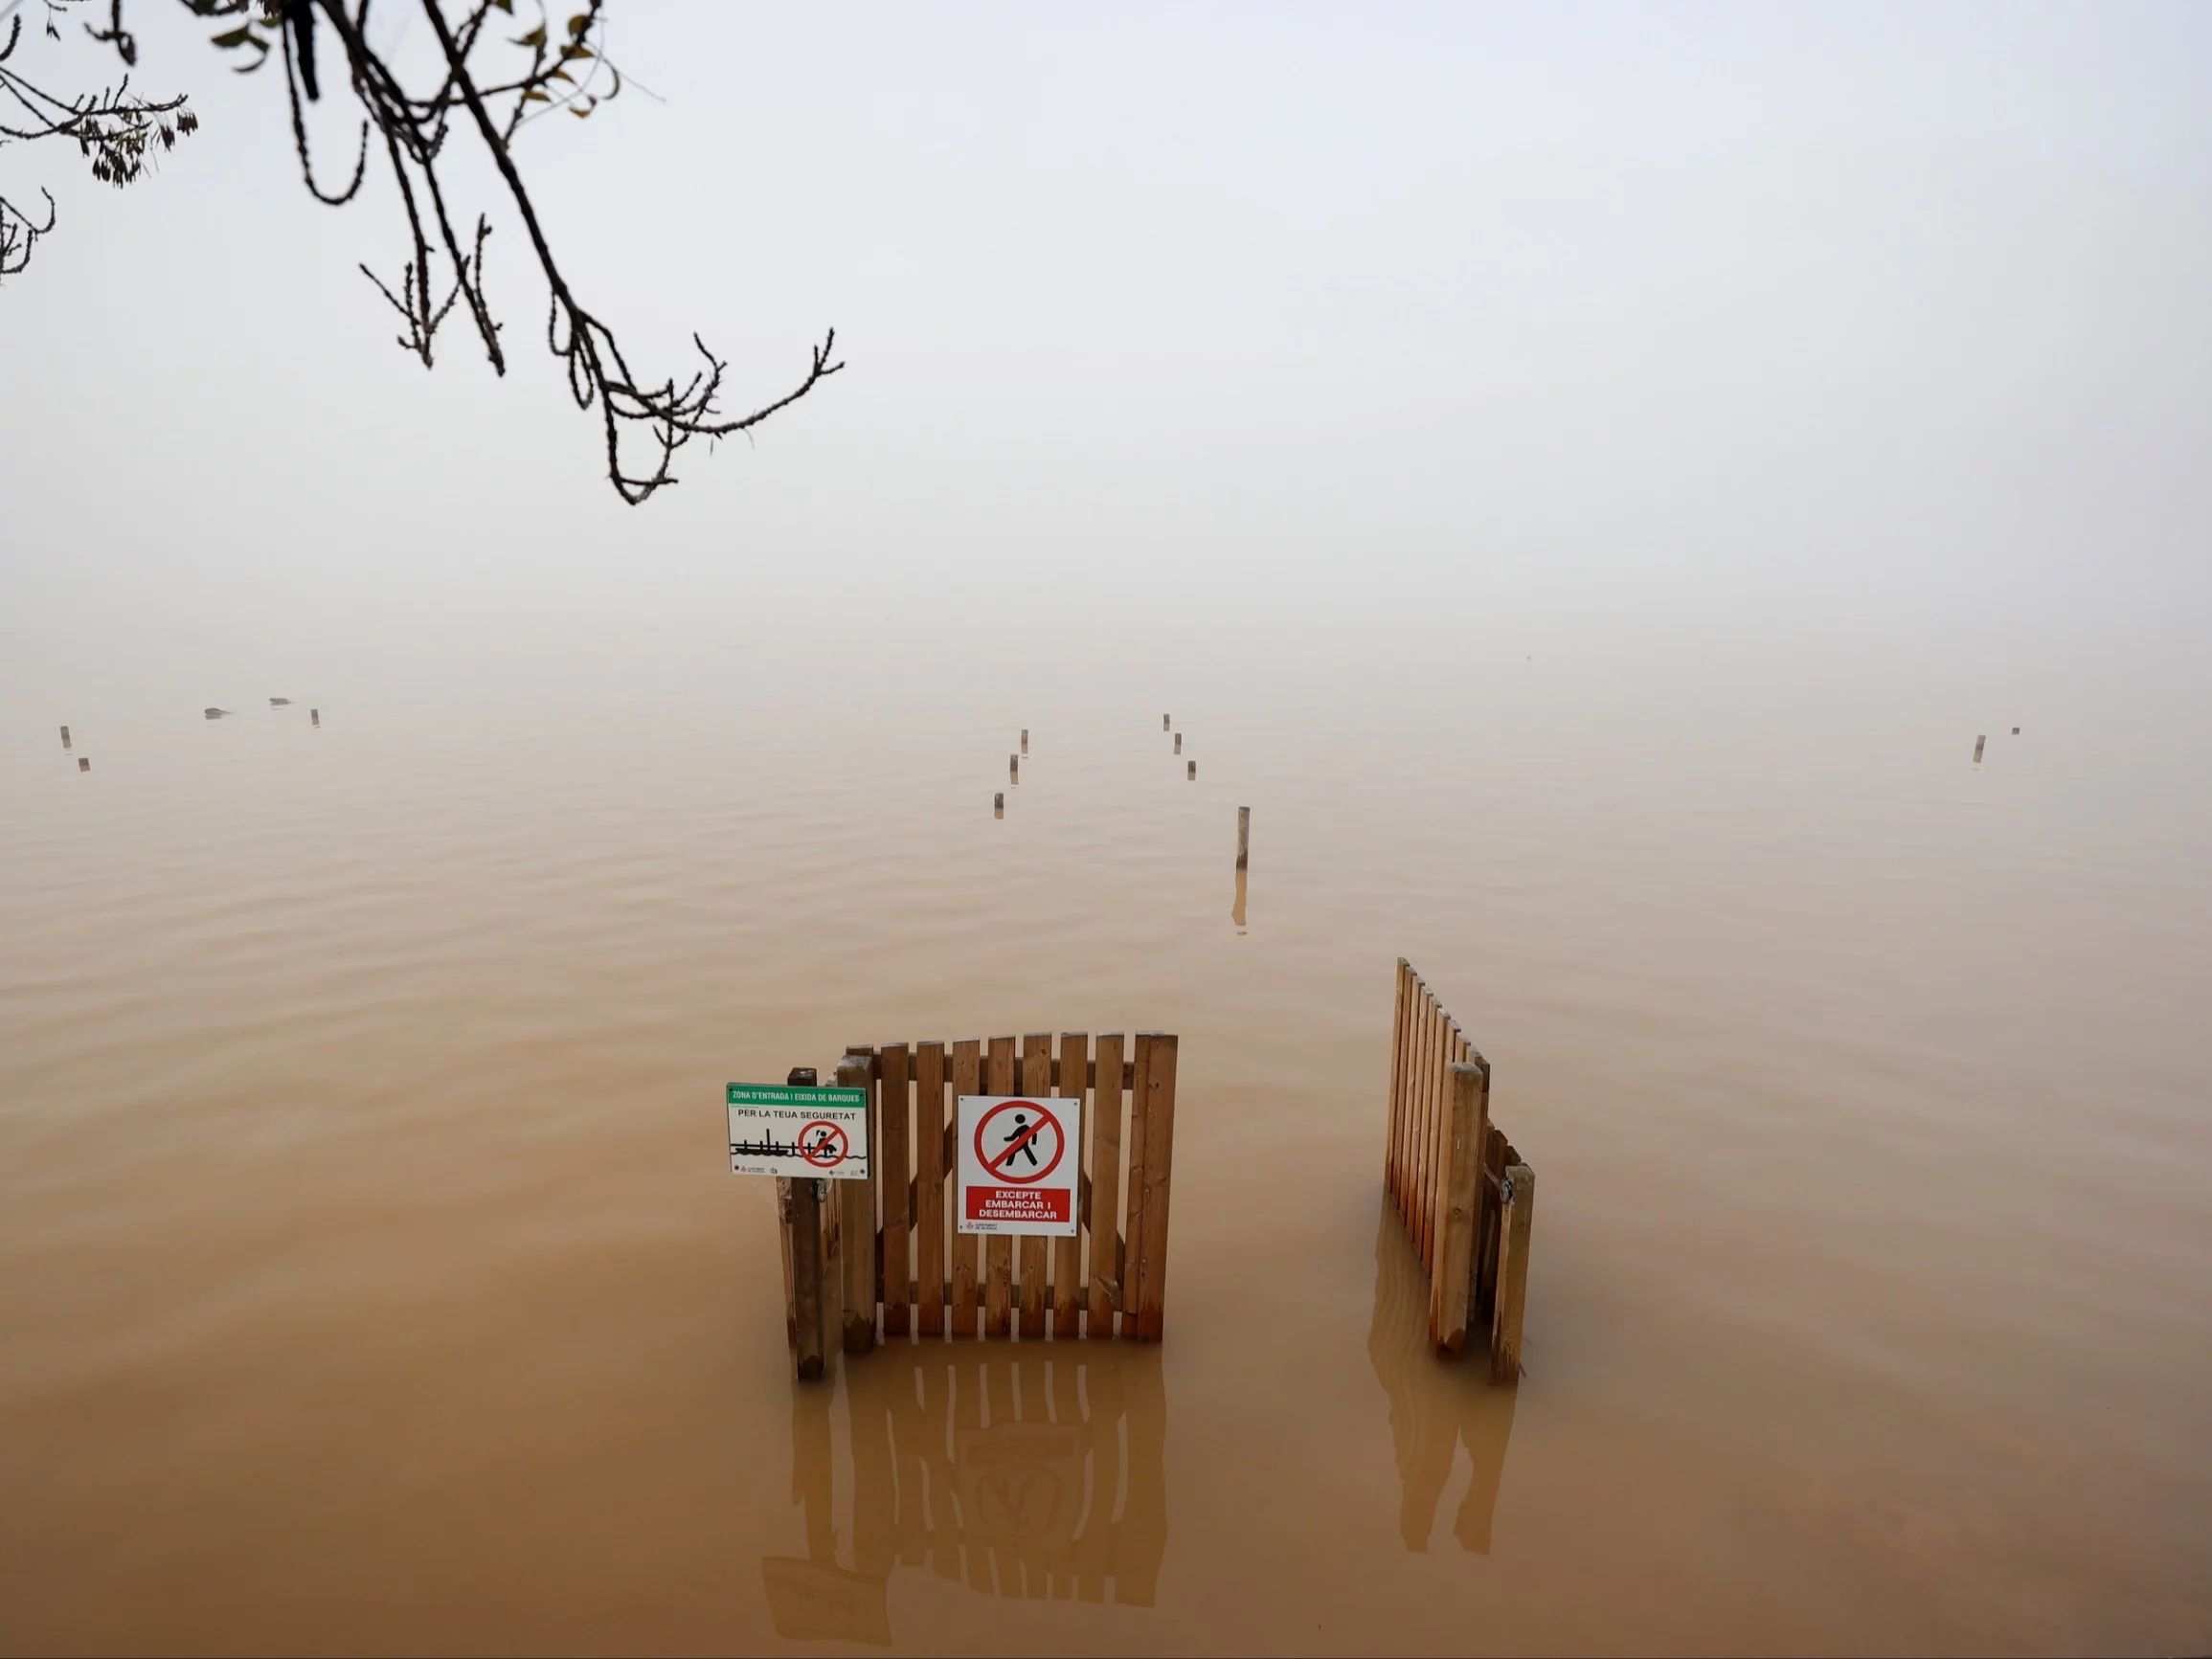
[3,623,2208,1655]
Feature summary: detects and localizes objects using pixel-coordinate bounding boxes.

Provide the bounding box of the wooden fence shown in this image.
[1386,960,1534,1380]
[780,1031,1179,1378]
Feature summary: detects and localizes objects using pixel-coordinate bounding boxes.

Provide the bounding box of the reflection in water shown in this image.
[764,1344,1168,1645]
[1230,866,1247,931]
[1366,1200,1516,1554]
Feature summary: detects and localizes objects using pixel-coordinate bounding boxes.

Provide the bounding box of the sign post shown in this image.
[957,1094,1081,1238]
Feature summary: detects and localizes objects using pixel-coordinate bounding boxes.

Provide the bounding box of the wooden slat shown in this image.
[950,1039,982,1337]
[1052,1032,1087,1339]
[1491,1162,1535,1384]
[1388,959,1411,1213]
[1476,1121,1507,1329]
[835,1053,876,1355]
[1411,990,1437,1267]
[984,1036,1017,1338]
[880,1043,912,1338]
[1018,1033,1052,1339]
[1121,1033,1153,1340]
[1087,1032,1125,1337]
[1430,1060,1487,1357]
[914,1042,947,1337]
[1131,1031,1178,1342]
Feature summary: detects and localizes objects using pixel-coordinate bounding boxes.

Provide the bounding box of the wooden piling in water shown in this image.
[59,726,70,749]
[311,709,320,727]
[1162,714,1170,730]
[1010,753,1019,783]
[835,1053,877,1356]
[994,793,1004,818]
[1236,807,1250,870]
[1490,1163,1534,1383]
[1021,729,1029,755]
[1187,761,1196,780]
[1431,1061,1489,1357]
[1974,734,1986,762]
[1173,733,1182,754]
[78,757,89,773]
[1131,1033,1179,1342]
[786,1176,826,1379]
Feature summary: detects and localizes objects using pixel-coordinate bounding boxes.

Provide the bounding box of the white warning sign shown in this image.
[957,1094,1080,1237]
[727,1082,870,1181]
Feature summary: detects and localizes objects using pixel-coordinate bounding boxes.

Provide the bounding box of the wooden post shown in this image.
[1973,734,1986,763]
[78,757,90,773]
[1430,1061,1488,1357]
[951,1039,982,1335]
[787,1177,826,1380]
[983,1036,1017,1337]
[1235,806,1249,870]
[310,709,320,727]
[1018,1033,1053,1338]
[1051,1033,1088,1338]
[1490,1163,1535,1384]
[835,1053,876,1356]
[1131,1033,1178,1341]
[915,1041,947,1336]
[59,726,70,749]
[1186,760,1196,780]
[1010,753,1020,783]
[880,1043,912,1338]
[1173,732,1182,754]
[1021,729,1029,754]
[1121,1034,1153,1340]
[995,792,1004,818]
[1088,1032,1125,1337]
[1162,713,1169,730]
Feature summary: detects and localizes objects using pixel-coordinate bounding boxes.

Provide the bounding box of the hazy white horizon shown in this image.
[3,2,2208,706]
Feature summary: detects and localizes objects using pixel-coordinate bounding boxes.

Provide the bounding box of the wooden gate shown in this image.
[1385,960,1535,1380]
[780,1032,1179,1378]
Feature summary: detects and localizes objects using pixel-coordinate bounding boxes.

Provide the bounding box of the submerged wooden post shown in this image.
[785,1175,827,1380]
[78,757,90,773]
[1490,1163,1535,1383]
[1186,760,1196,780]
[311,709,321,727]
[1173,732,1182,754]
[1021,729,1029,755]
[835,1053,877,1356]
[994,792,1004,818]
[1162,713,1170,730]
[1430,1062,1488,1356]
[1973,734,1986,763]
[59,725,70,749]
[1010,753,1019,783]
[1236,806,1250,870]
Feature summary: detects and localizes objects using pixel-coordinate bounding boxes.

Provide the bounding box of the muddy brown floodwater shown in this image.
[2,629,2208,1655]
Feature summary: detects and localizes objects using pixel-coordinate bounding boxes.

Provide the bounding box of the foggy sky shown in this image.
[2,2,2207,698]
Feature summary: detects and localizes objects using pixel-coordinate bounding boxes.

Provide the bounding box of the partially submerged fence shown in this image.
[780,1032,1180,1378]
[1386,960,1534,1380]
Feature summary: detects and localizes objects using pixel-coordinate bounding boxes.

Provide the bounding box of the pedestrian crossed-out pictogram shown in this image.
[958,1094,1082,1237]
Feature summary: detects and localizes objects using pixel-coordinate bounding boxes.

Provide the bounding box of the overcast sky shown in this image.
[3,2,2207,697]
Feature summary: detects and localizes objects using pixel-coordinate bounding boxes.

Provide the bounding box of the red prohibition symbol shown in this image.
[798,1120,849,1169]
[975,1099,1065,1185]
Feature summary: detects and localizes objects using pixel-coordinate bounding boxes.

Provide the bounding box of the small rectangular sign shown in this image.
[956,1093,1080,1238]
[727,1083,869,1181]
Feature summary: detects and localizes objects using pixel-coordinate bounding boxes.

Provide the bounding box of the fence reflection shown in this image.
[1366,1199,1517,1553]
[763,1342,1168,1644]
